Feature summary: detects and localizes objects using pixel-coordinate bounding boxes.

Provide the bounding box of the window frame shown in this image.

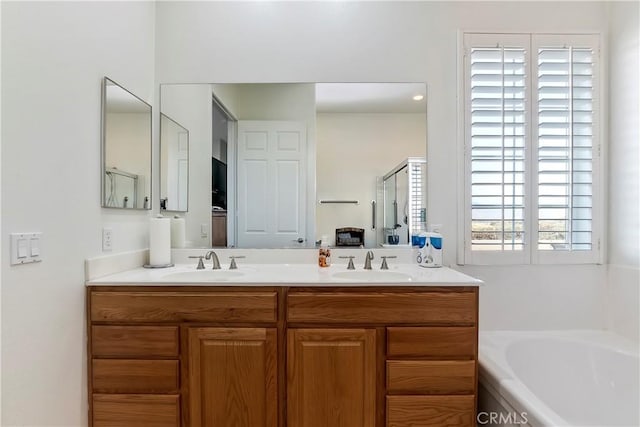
[458,32,604,266]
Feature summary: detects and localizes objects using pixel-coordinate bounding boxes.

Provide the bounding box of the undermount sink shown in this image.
[331,270,414,282]
[161,270,245,282]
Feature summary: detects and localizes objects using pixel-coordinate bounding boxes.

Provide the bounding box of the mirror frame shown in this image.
[101,76,153,210]
[159,112,190,212]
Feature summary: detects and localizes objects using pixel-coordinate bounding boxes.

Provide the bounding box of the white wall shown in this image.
[316,113,426,247]
[464,264,607,330]
[155,1,610,331]
[0,1,4,422]
[607,1,640,343]
[1,2,155,426]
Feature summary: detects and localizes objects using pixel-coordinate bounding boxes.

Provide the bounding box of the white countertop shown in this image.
[87,263,482,286]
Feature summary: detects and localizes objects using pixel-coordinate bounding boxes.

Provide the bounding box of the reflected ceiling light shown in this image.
[413,94,424,101]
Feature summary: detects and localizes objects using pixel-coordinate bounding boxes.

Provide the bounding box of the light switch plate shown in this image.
[10,232,42,265]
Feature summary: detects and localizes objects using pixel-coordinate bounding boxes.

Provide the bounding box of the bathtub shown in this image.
[478,331,639,427]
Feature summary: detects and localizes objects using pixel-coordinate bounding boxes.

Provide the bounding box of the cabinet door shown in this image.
[287,329,376,427]
[187,327,277,427]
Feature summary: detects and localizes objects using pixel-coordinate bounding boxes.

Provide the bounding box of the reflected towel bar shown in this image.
[318,200,359,204]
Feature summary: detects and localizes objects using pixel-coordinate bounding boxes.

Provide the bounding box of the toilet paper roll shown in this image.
[149,216,171,266]
[171,216,186,248]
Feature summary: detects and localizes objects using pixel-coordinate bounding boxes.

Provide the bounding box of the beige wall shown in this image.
[316,113,426,247]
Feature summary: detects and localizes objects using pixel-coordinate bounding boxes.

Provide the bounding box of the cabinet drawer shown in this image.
[287,291,476,324]
[387,395,475,427]
[91,291,277,323]
[92,360,179,393]
[92,394,180,427]
[387,327,476,358]
[92,326,179,357]
[387,360,475,394]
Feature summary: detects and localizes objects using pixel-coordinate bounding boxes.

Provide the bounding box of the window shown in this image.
[462,33,601,265]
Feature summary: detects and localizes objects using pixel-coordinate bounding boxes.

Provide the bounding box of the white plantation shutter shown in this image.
[462,33,601,265]
[533,34,600,264]
[464,34,531,264]
[409,162,427,235]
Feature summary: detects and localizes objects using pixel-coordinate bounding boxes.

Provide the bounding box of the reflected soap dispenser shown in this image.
[425,225,443,268]
[318,235,331,268]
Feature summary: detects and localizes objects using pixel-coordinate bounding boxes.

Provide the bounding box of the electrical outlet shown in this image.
[102,228,113,251]
[200,223,208,238]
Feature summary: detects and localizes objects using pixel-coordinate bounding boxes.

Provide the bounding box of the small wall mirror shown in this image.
[101,77,152,209]
[160,113,189,212]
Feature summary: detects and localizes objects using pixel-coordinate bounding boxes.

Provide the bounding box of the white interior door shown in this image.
[166,130,189,211]
[176,131,189,211]
[237,121,307,248]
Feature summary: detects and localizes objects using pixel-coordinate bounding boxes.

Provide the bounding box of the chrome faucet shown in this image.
[364,250,374,270]
[205,251,221,270]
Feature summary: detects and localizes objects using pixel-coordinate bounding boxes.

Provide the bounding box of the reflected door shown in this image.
[237,121,307,248]
[172,131,189,211]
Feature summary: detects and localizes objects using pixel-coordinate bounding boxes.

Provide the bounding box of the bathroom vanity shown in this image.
[86,264,480,427]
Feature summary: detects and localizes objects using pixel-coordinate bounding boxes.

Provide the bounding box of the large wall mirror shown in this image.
[101,77,152,209]
[160,113,189,212]
[160,82,427,248]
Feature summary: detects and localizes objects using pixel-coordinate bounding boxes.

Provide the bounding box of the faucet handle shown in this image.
[188,255,205,270]
[338,256,356,270]
[380,255,397,270]
[229,256,245,270]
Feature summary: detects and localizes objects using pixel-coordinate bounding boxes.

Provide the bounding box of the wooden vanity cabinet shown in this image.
[286,289,478,427]
[87,287,279,427]
[87,286,478,427]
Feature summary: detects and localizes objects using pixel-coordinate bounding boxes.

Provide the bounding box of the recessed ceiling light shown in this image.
[413,94,424,101]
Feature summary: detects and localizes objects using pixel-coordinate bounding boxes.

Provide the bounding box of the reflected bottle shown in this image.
[318,236,331,268]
